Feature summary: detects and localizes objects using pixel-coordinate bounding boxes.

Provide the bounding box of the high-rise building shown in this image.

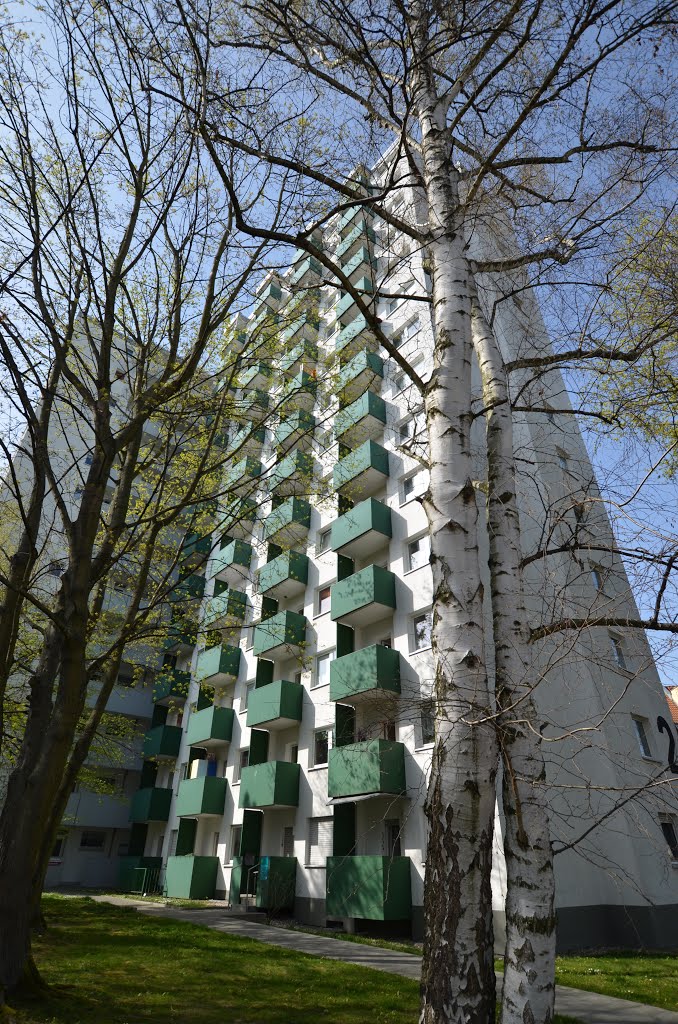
[117,179,678,949]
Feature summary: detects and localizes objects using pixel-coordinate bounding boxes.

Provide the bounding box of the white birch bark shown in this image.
[471,288,556,1024]
[411,13,499,1021]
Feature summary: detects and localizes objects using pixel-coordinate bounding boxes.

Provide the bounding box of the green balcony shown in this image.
[280,311,319,348]
[163,624,196,654]
[169,573,205,603]
[291,255,322,285]
[240,388,270,414]
[275,411,316,453]
[280,370,317,413]
[333,440,389,499]
[257,550,309,600]
[165,855,219,899]
[331,565,396,627]
[279,338,318,375]
[336,220,377,261]
[252,281,282,313]
[218,497,256,540]
[186,705,235,748]
[195,644,241,687]
[336,278,374,327]
[337,350,383,403]
[336,314,378,360]
[262,497,312,547]
[330,644,401,704]
[202,589,247,630]
[247,679,303,730]
[253,610,307,659]
[176,775,228,817]
[269,450,315,497]
[154,667,191,705]
[287,287,320,318]
[209,539,253,589]
[129,786,172,823]
[255,856,297,911]
[229,425,266,458]
[223,456,262,496]
[240,361,273,391]
[326,856,411,920]
[341,245,377,282]
[330,498,392,559]
[338,204,375,233]
[334,391,386,447]
[239,761,300,809]
[328,739,406,798]
[181,532,211,566]
[143,723,183,760]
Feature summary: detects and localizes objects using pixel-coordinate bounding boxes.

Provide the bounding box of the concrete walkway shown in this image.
[92,896,678,1023]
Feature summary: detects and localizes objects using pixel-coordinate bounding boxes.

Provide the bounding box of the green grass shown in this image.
[555,950,678,1012]
[10,896,580,1024]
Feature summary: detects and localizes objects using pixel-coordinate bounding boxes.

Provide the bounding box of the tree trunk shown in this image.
[412,20,499,1021]
[471,290,556,1024]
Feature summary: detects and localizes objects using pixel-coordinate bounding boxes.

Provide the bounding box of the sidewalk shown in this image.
[93,896,678,1024]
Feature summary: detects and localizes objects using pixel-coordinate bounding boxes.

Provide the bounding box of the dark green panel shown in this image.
[256,659,274,688]
[176,817,197,856]
[326,856,411,920]
[335,703,355,747]
[249,729,269,766]
[128,823,147,857]
[140,761,157,789]
[165,856,218,899]
[241,809,263,857]
[333,803,356,856]
[328,739,406,798]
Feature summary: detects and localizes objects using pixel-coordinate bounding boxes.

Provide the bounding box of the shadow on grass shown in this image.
[14,897,418,1024]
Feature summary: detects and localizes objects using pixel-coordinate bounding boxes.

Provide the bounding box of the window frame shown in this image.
[313,649,335,689]
[312,727,330,768]
[315,584,332,618]
[659,815,678,862]
[632,716,653,759]
[410,610,433,653]
[406,533,431,573]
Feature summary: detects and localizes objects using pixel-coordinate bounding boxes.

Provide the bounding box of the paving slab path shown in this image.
[92,896,678,1024]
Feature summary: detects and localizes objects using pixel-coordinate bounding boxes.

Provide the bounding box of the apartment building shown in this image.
[120,176,678,949]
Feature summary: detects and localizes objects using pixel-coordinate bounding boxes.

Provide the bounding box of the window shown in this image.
[233,749,249,783]
[155,835,164,857]
[660,817,678,861]
[420,700,435,745]
[411,611,433,652]
[306,817,333,865]
[241,680,255,711]
[169,829,178,856]
[609,633,627,671]
[314,650,335,689]
[546,410,555,423]
[316,529,331,554]
[400,474,415,503]
[379,637,392,648]
[385,818,402,857]
[294,670,302,685]
[633,717,653,758]
[386,297,399,316]
[282,826,295,858]
[212,831,221,857]
[228,824,242,863]
[591,566,604,592]
[406,535,431,572]
[316,585,332,616]
[399,418,413,442]
[288,743,299,763]
[51,832,66,858]
[80,830,106,851]
[313,728,329,767]
[556,449,569,472]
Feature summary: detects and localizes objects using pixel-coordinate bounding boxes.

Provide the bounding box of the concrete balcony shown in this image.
[246,679,303,730]
[328,739,406,798]
[280,369,317,413]
[253,610,307,659]
[143,723,183,760]
[65,791,131,829]
[280,314,319,348]
[262,497,312,547]
[330,498,391,559]
[337,204,375,234]
[228,425,266,458]
[341,245,377,283]
[275,411,316,453]
[186,705,235,748]
[331,565,396,627]
[209,539,253,590]
[238,761,301,809]
[181,532,211,567]
[333,440,389,499]
[279,338,318,376]
[337,350,383,404]
[240,388,270,414]
[169,573,205,603]
[202,589,247,630]
[176,775,227,817]
[336,220,377,261]
[336,278,374,327]
[334,391,386,447]
[268,450,315,498]
[291,255,322,285]
[252,281,282,313]
[218,497,257,541]
[153,667,191,705]
[335,315,378,360]
[165,855,219,899]
[223,456,262,496]
[129,786,172,823]
[326,856,411,920]
[330,644,401,704]
[195,644,241,688]
[240,361,273,391]
[257,550,309,601]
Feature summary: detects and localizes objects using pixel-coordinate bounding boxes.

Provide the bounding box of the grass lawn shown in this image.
[9,896,580,1024]
[554,950,678,1012]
